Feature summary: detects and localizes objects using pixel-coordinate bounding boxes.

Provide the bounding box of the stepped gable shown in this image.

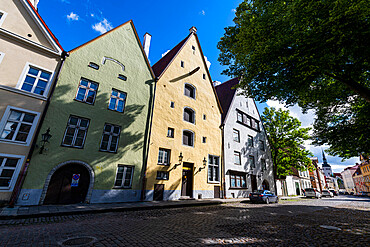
[215,77,240,123]
[152,34,191,78]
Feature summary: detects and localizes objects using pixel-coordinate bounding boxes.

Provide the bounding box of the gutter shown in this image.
[9,51,69,207]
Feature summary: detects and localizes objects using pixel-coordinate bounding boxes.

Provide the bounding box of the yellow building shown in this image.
[145,27,222,200]
[359,155,370,193]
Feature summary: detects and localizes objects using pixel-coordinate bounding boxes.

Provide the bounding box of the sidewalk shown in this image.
[0,198,246,220]
[279,195,305,200]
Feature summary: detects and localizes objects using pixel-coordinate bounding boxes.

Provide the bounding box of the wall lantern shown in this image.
[179,152,183,163]
[199,157,207,172]
[39,128,52,154]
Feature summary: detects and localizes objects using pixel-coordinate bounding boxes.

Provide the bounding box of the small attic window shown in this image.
[203,73,206,80]
[88,62,99,70]
[181,61,184,68]
[118,74,127,81]
[192,46,195,54]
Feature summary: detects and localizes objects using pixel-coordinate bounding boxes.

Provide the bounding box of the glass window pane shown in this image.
[117,100,124,112]
[237,177,241,187]
[113,126,120,134]
[112,90,118,97]
[9,111,22,121]
[36,79,48,89]
[24,75,36,84]
[80,79,89,87]
[76,129,86,138]
[104,124,112,132]
[40,71,51,80]
[15,132,29,142]
[116,172,123,180]
[109,98,117,110]
[0,178,11,187]
[63,136,73,145]
[231,176,236,187]
[74,137,84,147]
[90,83,98,90]
[1,169,14,178]
[28,67,39,76]
[100,141,108,150]
[33,87,44,95]
[76,88,86,101]
[80,119,89,127]
[86,91,95,103]
[119,92,126,99]
[23,114,35,123]
[5,158,18,167]
[114,179,122,187]
[69,117,78,125]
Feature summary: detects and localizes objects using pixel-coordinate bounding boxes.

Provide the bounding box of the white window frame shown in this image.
[0,10,8,27]
[158,148,171,165]
[233,129,240,142]
[0,153,25,191]
[114,165,134,188]
[99,123,121,153]
[234,151,241,165]
[61,116,89,148]
[0,52,5,65]
[16,62,54,97]
[75,78,99,104]
[208,155,220,183]
[0,106,40,146]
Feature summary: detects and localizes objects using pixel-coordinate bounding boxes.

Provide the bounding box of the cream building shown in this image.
[145,27,222,200]
[0,0,63,203]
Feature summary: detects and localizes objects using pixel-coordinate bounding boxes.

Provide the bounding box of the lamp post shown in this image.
[39,128,52,154]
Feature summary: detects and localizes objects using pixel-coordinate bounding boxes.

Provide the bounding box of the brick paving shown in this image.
[0,196,369,246]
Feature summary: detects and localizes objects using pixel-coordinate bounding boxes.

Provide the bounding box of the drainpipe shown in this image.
[220,124,226,199]
[9,51,69,207]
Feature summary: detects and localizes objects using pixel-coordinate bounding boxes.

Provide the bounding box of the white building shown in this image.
[215,78,274,198]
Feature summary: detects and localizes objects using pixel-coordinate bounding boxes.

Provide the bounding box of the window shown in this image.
[256,121,260,131]
[156,171,169,180]
[88,62,99,70]
[183,130,194,147]
[167,128,174,138]
[114,165,134,188]
[0,11,7,27]
[208,155,220,182]
[203,114,206,120]
[192,46,196,54]
[246,101,249,108]
[183,107,195,124]
[170,101,175,108]
[100,124,121,152]
[203,73,206,80]
[202,137,207,143]
[75,78,98,104]
[118,74,127,81]
[230,173,246,188]
[249,155,255,168]
[236,110,260,131]
[0,156,20,189]
[248,135,253,147]
[233,129,240,142]
[0,109,36,143]
[184,84,196,99]
[108,89,127,112]
[181,61,184,67]
[261,159,267,171]
[62,116,89,148]
[234,151,241,165]
[259,140,265,151]
[158,148,170,165]
[237,112,243,122]
[20,65,52,96]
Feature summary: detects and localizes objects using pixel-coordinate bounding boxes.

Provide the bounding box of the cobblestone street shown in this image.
[0,196,369,246]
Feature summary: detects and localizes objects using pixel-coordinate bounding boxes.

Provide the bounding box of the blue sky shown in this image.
[37,0,359,172]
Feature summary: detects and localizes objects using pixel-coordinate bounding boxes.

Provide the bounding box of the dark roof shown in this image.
[215,77,240,123]
[152,34,191,78]
[322,163,331,167]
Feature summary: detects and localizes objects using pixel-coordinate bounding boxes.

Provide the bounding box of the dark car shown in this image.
[249,190,279,204]
[329,189,338,196]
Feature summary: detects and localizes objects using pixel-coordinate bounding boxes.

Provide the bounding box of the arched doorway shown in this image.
[262,180,270,190]
[43,163,90,204]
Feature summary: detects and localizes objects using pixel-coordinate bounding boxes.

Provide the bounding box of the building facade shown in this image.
[341,165,358,194]
[17,20,155,205]
[144,27,222,201]
[0,0,63,203]
[215,78,274,198]
[359,155,370,193]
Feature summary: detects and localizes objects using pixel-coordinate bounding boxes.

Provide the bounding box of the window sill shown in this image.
[73,98,95,106]
[61,144,84,149]
[207,181,220,184]
[99,149,117,154]
[0,139,29,146]
[0,85,47,100]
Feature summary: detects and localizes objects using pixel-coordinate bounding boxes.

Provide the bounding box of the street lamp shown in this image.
[39,128,52,154]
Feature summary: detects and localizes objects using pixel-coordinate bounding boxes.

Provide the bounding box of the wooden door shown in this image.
[214,186,220,198]
[153,184,164,201]
[44,164,90,205]
[251,175,257,192]
[181,163,193,197]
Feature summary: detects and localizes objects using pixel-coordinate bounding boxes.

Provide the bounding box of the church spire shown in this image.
[322,149,328,166]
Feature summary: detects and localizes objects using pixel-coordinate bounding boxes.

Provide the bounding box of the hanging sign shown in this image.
[71,174,80,187]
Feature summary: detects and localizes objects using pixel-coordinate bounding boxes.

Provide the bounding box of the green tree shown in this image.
[218,0,370,157]
[261,107,313,180]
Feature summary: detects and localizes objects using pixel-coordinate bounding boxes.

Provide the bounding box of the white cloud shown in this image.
[92,18,113,34]
[200,10,206,15]
[204,56,211,69]
[67,12,79,21]
[161,50,170,57]
[90,13,94,17]
[231,9,236,12]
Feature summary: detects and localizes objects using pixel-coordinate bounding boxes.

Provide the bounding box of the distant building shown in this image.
[321,150,332,178]
[341,165,359,193]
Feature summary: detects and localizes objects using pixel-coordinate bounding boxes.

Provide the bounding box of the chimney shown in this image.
[189,26,197,34]
[213,81,221,87]
[143,33,151,58]
[29,0,39,10]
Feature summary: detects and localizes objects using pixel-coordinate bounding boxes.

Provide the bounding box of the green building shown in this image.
[17,21,155,205]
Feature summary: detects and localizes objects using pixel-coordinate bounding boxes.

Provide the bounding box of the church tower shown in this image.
[322,150,333,177]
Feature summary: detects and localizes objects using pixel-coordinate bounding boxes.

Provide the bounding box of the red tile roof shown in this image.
[215,77,240,123]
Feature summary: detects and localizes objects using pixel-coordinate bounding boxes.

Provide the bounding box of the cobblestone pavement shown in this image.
[0,196,369,246]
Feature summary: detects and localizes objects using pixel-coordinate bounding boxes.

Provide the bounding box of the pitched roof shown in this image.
[24,0,63,51]
[215,77,240,123]
[152,34,191,78]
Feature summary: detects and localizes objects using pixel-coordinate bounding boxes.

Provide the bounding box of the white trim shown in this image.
[0,85,47,100]
[0,51,5,65]
[16,62,55,97]
[0,153,25,191]
[207,154,220,183]
[0,10,8,27]
[0,106,40,146]
[113,165,134,189]
[20,0,62,54]
[102,57,125,72]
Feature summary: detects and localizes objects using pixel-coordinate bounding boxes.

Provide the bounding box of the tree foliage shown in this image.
[261,107,313,178]
[218,0,370,158]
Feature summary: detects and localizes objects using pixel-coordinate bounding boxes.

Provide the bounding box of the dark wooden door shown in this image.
[214,186,220,198]
[153,184,164,201]
[181,163,193,197]
[251,175,257,192]
[44,164,90,205]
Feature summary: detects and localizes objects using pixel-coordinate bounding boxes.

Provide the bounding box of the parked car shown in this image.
[249,190,279,204]
[344,191,349,195]
[350,192,355,195]
[329,189,338,196]
[322,190,334,197]
[304,188,321,199]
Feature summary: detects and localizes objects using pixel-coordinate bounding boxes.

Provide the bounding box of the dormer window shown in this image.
[184,83,195,99]
[183,107,195,124]
[88,62,99,70]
